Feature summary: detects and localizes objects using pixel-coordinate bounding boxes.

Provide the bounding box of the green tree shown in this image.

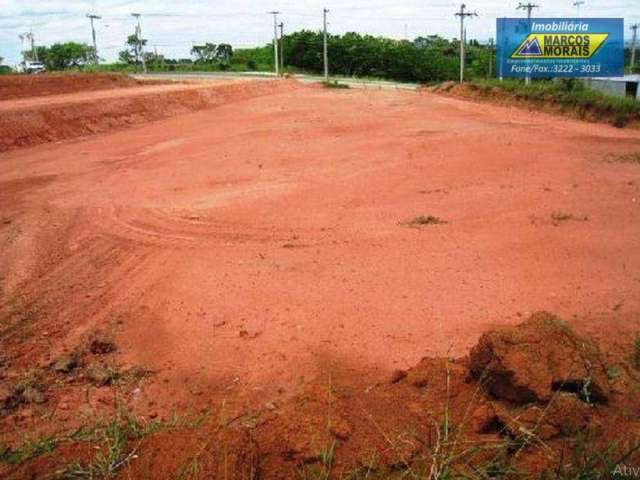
[23,43,94,70]
[46,42,95,69]
[216,44,233,62]
[119,34,147,65]
[191,43,217,63]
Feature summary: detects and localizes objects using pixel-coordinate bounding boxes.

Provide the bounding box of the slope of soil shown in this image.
[3,313,640,479]
[0,73,156,100]
[431,81,640,129]
[0,80,297,151]
[1,82,640,478]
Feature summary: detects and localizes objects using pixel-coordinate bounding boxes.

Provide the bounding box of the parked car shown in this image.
[16,61,46,74]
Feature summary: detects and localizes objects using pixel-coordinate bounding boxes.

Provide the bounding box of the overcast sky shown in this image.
[0,0,638,65]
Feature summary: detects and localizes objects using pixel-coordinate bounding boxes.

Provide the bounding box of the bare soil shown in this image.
[0,73,160,100]
[1,75,640,478]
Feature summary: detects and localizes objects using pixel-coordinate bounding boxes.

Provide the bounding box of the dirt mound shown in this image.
[4,313,640,479]
[0,80,298,152]
[0,73,153,100]
[469,312,611,404]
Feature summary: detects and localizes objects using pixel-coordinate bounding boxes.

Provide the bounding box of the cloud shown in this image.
[0,0,637,65]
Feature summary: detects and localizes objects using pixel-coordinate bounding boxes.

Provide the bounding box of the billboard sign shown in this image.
[497,18,624,78]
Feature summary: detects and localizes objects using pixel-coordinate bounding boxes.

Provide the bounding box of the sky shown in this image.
[0,0,638,65]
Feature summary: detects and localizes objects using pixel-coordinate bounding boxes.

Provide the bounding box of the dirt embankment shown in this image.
[0,80,298,152]
[431,81,640,129]
[3,313,640,479]
[0,73,158,100]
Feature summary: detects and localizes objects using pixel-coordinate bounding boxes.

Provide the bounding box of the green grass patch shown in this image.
[467,78,640,128]
[324,80,350,89]
[0,436,58,465]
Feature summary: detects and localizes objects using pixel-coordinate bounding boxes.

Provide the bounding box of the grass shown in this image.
[551,212,588,225]
[324,80,350,89]
[543,429,640,479]
[298,441,337,480]
[608,152,640,165]
[0,436,58,465]
[407,215,447,227]
[465,78,640,128]
[60,410,168,479]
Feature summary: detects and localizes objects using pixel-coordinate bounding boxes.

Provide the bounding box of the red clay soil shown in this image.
[0,80,293,152]
[1,78,640,478]
[0,73,157,100]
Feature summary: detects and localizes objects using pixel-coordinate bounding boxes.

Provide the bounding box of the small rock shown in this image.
[330,418,352,440]
[0,385,21,410]
[89,337,117,355]
[86,365,115,386]
[54,354,79,374]
[390,369,408,384]
[265,402,278,411]
[22,386,46,405]
[469,403,499,434]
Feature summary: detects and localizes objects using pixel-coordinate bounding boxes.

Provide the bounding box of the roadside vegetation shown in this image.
[440,78,640,128]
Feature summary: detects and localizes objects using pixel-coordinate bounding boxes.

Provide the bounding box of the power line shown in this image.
[455,3,477,84]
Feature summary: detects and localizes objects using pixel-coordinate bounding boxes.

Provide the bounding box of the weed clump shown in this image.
[324,80,350,89]
[407,215,447,227]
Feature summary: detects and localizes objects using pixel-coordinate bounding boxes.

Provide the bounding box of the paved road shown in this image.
[133,71,420,91]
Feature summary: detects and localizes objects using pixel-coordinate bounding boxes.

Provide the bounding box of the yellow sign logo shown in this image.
[512,33,608,59]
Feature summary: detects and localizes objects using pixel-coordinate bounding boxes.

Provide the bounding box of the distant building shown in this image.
[584,75,640,100]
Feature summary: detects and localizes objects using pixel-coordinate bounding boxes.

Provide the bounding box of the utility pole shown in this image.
[573,1,585,16]
[268,11,281,77]
[455,4,477,84]
[87,14,101,64]
[488,38,494,78]
[131,13,147,74]
[631,24,639,73]
[18,34,26,61]
[323,8,330,81]
[23,32,38,62]
[517,2,539,85]
[279,22,285,75]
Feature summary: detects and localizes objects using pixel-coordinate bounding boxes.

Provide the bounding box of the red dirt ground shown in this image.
[1,77,640,477]
[0,73,161,100]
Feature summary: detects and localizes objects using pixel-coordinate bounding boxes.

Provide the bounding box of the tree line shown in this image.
[242,31,493,82]
[17,29,634,81]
